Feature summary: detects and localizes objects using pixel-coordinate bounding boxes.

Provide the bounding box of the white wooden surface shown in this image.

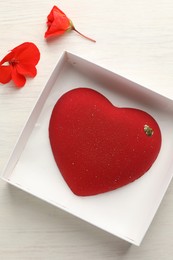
[0,0,173,259]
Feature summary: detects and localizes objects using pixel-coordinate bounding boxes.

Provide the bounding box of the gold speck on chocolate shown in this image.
[144,124,154,137]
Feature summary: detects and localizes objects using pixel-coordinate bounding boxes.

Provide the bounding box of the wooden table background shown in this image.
[0,0,173,259]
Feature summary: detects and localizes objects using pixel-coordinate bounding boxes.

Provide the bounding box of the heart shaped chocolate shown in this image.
[49,88,161,196]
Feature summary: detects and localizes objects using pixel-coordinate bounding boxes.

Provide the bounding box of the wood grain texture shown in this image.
[1,0,173,259]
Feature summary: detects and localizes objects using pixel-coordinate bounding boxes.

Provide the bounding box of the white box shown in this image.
[1,51,173,246]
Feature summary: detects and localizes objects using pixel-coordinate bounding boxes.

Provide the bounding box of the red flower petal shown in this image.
[0,66,12,84]
[11,67,26,88]
[16,63,37,77]
[45,28,68,38]
[14,42,40,66]
[0,52,14,65]
[45,5,71,38]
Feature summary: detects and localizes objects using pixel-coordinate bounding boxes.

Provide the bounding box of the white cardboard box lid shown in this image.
[1,51,173,246]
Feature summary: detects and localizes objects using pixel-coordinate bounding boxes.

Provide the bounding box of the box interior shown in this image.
[2,52,173,245]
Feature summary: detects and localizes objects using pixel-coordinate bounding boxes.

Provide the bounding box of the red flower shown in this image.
[45,5,96,42]
[45,6,71,38]
[0,42,40,88]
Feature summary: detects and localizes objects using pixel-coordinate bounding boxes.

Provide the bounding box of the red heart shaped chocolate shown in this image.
[49,88,161,196]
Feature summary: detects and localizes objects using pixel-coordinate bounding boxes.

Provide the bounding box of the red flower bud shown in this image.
[45,5,96,42]
[0,42,40,88]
